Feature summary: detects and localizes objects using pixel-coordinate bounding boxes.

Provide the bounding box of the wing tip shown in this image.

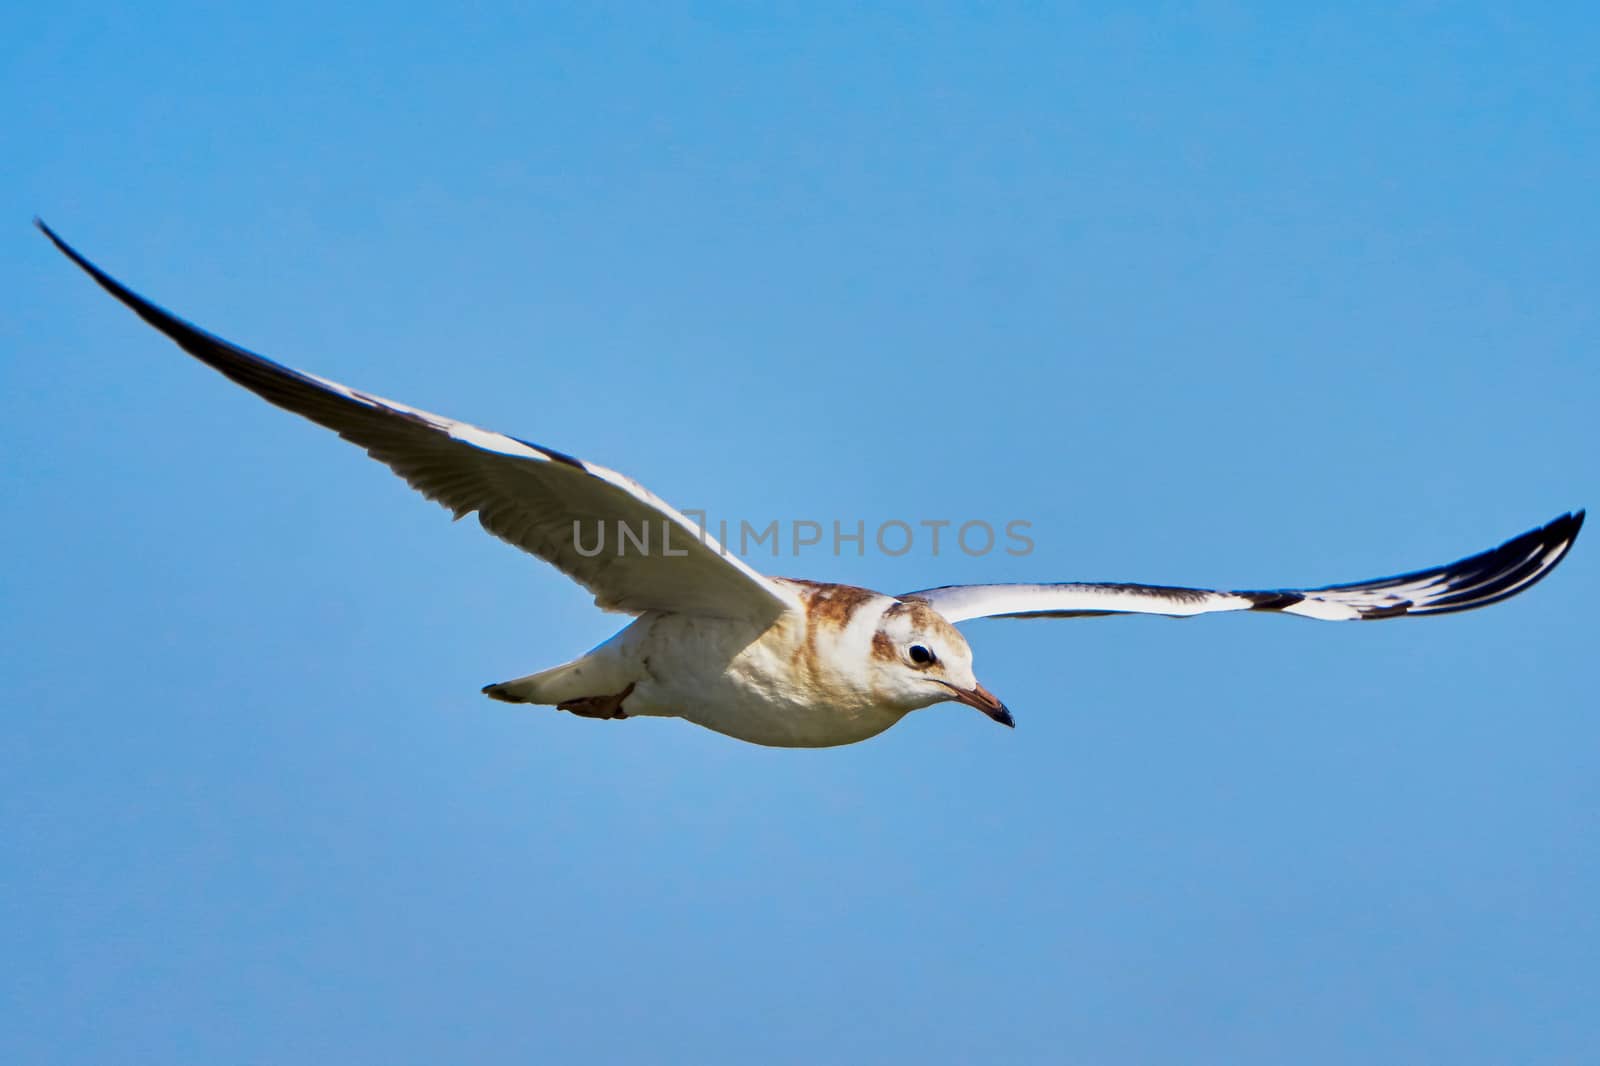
[1528,508,1584,566]
[34,218,99,280]
[35,217,159,319]
[35,216,83,266]
[1399,508,1584,617]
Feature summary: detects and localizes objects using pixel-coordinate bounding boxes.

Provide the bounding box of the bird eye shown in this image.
[908,644,937,667]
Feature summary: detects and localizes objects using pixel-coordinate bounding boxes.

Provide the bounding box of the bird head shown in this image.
[869,600,1012,727]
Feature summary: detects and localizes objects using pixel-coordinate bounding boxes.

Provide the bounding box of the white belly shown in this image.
[611,611,906,748]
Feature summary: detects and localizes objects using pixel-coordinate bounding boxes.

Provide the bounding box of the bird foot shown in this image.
[557,683,635,720]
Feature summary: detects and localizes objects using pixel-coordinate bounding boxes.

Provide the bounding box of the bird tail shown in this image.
[481,653,628,706]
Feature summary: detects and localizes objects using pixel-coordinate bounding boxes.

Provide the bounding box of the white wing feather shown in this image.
[907,513,1583,624]
[42,222,796,623]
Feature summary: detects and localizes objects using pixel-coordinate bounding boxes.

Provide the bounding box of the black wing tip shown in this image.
[1458,510,1580,557]
[34,217,148,309]
[1404,508,1585,617]
[34,218,97,277]
[35,217,84,266]
[1546,506,1583,553]
[1528,509,1584,561]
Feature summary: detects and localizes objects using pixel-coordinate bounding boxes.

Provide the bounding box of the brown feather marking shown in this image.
[781,579,879,623]
[782,580,884,675]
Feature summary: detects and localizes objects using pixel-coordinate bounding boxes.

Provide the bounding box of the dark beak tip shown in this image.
[949,682,1011,728]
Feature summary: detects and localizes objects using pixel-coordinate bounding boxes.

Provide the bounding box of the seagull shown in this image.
[39,221,1585,748]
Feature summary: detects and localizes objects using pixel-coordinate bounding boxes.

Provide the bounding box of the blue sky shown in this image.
[4,3,1597,1062]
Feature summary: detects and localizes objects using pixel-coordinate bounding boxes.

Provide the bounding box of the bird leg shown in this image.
[557,683,635,720]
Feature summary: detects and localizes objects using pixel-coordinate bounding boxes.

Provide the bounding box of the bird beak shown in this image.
[951,682,1014,728]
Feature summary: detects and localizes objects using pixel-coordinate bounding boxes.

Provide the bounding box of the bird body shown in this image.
[38,220,1583,749]
[486,580,977,747]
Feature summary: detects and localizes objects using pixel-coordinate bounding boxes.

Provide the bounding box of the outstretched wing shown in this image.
[40,220,796,624]
[905,512,1583,623]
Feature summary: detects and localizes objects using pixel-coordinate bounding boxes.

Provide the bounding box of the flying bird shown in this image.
[39,221,1584,748]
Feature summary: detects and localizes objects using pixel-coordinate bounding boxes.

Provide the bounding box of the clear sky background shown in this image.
[4,3,1597,1063]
